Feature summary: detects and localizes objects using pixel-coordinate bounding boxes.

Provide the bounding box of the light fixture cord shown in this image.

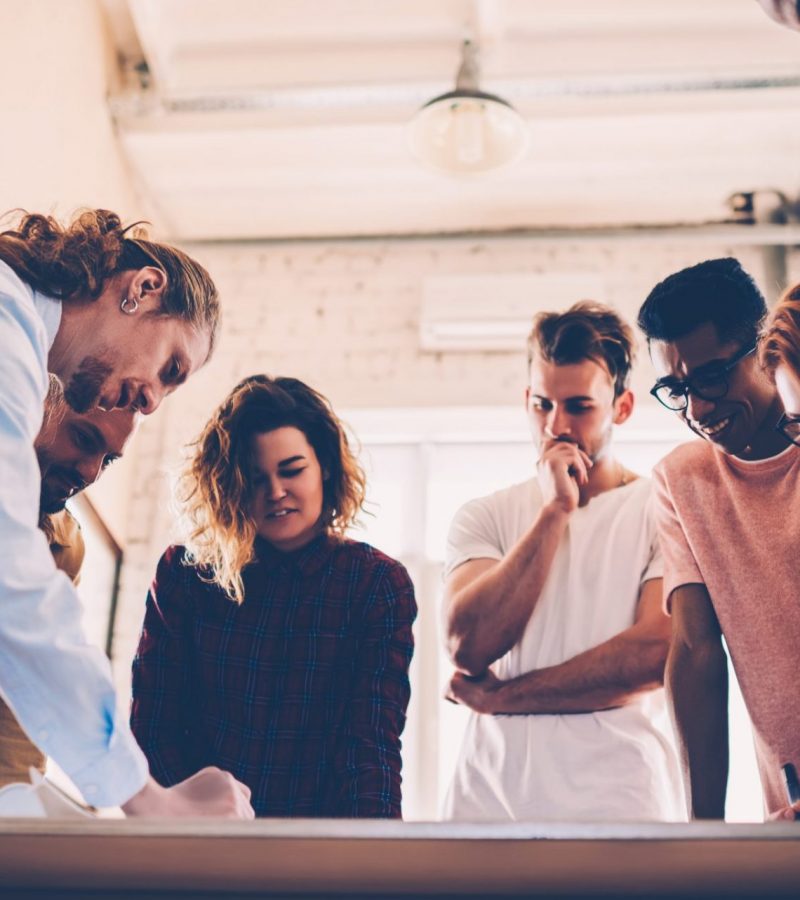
[455,40,481,92]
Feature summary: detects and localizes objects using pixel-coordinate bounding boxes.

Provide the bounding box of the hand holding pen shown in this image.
[770,763,800,821]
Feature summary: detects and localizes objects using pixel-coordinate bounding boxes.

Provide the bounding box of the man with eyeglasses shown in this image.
[638,256,800,822]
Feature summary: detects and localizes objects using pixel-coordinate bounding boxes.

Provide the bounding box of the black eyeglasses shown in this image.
[776,412,800,447]
[650,344,757,412]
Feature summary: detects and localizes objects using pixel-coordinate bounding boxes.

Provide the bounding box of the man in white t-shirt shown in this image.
[442,302,684,822]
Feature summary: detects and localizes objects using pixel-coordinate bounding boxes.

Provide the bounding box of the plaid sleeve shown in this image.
[330,559,417,818]
[130,547,195,786]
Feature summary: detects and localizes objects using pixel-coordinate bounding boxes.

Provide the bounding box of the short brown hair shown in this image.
[527,301,635,396]
[0,208,220,356]
[760,282,800,378]
[179,375,366,604]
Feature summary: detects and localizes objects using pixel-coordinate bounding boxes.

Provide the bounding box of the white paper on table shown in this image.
[0,768,95,818]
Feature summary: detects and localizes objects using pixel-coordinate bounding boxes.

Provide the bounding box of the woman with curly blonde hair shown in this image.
[131,375,417,818]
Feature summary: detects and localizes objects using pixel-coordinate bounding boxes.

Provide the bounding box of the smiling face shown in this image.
[36,406,137,515]
[649,321,778,456]
[248,426,326,552]
[526,353,632,462]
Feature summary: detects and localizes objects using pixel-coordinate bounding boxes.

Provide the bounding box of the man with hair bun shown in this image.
[442,301,683,822]
[639,257,800,822]
[0,208,253,818]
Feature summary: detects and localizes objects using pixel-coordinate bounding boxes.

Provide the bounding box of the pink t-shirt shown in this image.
[653,438,800,816]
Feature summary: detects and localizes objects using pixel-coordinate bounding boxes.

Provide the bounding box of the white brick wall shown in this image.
[110,234,774,697]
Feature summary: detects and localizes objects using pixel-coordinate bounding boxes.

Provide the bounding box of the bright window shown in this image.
[347,406,763,822]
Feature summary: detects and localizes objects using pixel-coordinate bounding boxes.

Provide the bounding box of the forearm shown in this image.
[489,627,668,714]
[666,639,729,819]
[130,681,195,786]
[335,572,414,817]
[332,726,403,818]
[130,635,194,783]
[446,503,569,674]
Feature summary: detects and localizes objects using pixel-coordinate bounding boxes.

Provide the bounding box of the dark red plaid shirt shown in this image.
[130,534,416,818]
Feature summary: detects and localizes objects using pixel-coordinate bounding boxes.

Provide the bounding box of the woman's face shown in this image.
[248,426,326,552]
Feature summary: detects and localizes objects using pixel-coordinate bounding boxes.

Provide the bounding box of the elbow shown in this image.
[447,636,488,677]
[619,636,671,704]
[444,605,488,676]
[647,635,671,688]
[666,633,727,688]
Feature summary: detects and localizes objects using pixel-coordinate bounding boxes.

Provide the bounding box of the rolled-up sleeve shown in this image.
[0,266,147,807]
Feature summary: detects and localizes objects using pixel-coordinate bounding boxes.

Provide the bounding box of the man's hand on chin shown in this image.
[446,669,504,714]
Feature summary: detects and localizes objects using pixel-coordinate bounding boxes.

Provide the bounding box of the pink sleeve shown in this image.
[652,464,705,614]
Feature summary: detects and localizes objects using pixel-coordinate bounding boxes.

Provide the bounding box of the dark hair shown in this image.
[637,257,766,347]
[760,282,800,378]
[527,301,635,397]
[0,208,220,356]
[179,375,366,603]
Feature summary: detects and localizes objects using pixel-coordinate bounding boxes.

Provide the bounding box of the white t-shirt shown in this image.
[442,476,684,822]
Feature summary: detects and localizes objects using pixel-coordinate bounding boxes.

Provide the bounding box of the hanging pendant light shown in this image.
[408,39,528,175]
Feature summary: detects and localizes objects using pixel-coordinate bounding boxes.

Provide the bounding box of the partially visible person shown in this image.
[762,284,800,447]
[131,375,417,818]
[758,0,800,31]
[441,302,683,823]
[761,284,800,821]
[638,257,800,821]
[0,208,253,818]
[0,378,135,788]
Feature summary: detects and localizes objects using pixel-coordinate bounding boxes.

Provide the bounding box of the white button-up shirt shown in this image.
[0,260,148,807]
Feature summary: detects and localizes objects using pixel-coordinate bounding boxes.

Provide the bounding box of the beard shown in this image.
[38,470,86,515]
[63,356,114,413]
[37,448,86,516]
[39,484,68,516]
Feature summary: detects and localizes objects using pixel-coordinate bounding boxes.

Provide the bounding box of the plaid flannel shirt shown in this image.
[130,534,416,818]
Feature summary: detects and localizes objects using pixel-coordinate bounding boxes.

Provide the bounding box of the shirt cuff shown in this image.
[67,726,149,809]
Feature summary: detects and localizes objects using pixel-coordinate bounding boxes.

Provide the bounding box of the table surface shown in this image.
[1,818,799,897]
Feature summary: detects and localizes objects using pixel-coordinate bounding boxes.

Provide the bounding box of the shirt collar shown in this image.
[254,531,338,576]
[32,290,62,351]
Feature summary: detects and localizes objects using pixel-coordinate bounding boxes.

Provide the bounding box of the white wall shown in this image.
[0,0,151,545]
[0,0,139,220]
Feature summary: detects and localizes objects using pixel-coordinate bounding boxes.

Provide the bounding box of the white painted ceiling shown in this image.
[104,0,800,240]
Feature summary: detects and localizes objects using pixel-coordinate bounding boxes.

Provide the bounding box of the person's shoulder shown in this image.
[456,477,538,520]
[0,260,40,333]
[0,260,42,341]
[0,259,34,305]
[623,474,656,502]
[335,538,415,591]
[335,537,406,572]
[155,544,202,582]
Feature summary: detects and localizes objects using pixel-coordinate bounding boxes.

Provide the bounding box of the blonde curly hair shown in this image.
[178,375,366,604]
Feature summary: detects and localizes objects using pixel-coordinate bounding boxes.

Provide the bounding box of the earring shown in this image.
[120,296,139,315]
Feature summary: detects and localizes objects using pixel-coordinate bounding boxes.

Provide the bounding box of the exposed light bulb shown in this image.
[409,41,528,175]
